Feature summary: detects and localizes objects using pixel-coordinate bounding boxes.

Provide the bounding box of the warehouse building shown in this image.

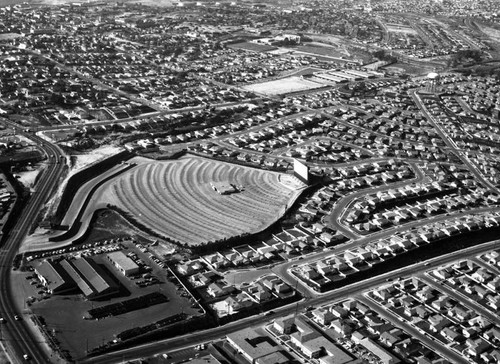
[106,251,140,276]
[227,328,289,364]
[35,260,76,294]
[60,257,118,300]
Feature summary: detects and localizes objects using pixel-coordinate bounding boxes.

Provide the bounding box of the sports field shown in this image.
[243,76,323,95]
[101,156,304,246]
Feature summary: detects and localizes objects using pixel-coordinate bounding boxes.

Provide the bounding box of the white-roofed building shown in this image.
[106,251,140,276]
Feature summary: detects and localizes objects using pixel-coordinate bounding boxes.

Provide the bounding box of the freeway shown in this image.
[0,132,66,364]
[81,238,500,364]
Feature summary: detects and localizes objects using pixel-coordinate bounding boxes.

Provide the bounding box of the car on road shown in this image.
[23,354,30,360]
[0,317,4,323]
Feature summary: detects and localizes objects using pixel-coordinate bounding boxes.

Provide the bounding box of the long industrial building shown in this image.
[60,257,119,300]
[35,260,76,294]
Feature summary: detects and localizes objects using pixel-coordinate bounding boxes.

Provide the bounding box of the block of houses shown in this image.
[441,326,464,343]
[487,277,500,291]
[416,286,435,303]
[247,284,274,303]
[316,261,334,275]
[450,304,473,321]
[330,319,354,335]
[312,308,334,325]
[302,266,321,280]
[329,305,349,318]
[428,314,452,332]
[374,286,396,301]
[468,315,492,330]
[358,338,401,364]
[380,329,404,347]
[177,260,204,275]
[487,294,500,310]
[190,271,218,287]
[224,292,255,313]
[207,281,236,298]
[480,350,500,364]
[471,268,493,283]
[466,337,491,356]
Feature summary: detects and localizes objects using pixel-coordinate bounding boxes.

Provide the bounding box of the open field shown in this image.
[478,24,500,43]
[228,42,277,53]
[100,156,303,246]
[386,24,418,34]
[0,33,21,40]
[295,44,349,58]
[385,62,434,75]
[242,76,323,95]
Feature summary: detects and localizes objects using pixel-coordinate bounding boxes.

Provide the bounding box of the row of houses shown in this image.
[349,187,499,233]
[372,277,500,361]
[296,210,500,292]
[306,298,441,364]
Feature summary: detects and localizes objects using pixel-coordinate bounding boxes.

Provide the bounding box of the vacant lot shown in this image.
[386,24,418,34]
[99,156,303,245]
[243,76,323,95]
[228,42,277,53]
[295,45,347,58]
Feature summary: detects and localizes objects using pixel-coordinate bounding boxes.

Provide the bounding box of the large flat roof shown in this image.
[303,336,352,364]
[107,251,139,271]
[227,328,279,361]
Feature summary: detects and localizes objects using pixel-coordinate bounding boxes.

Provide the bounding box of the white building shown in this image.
[106,251,140,276]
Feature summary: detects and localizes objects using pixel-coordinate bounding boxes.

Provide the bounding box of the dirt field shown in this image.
[296,44,348,58]
[478,24,500,43]
[228,42,277,53]
[98,155,304,246]
[242,76,323,95]
[385,62,434,75]
[386,25,418,34]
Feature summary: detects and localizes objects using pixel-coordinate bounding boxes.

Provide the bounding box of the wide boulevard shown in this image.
[0,131,65,364]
